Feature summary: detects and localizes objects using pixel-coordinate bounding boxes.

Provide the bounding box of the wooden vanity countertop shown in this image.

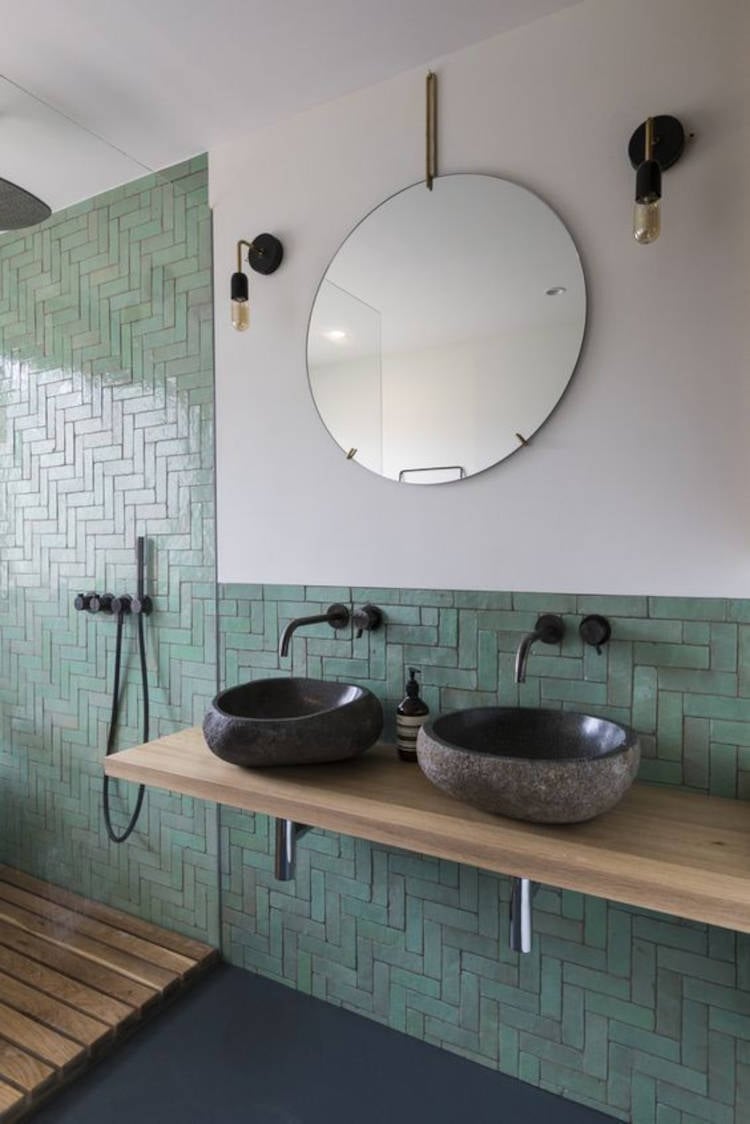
[105,729,750,933]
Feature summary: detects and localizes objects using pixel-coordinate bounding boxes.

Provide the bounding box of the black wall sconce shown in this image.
[628,115,686,244]
[231,233,284,330]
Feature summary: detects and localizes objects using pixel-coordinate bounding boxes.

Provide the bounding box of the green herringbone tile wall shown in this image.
[3,150,750,1122]
[219,584,750,1122]
[0,157,219,942]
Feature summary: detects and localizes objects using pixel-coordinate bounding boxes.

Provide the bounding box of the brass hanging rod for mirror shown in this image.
[426,71,437,190]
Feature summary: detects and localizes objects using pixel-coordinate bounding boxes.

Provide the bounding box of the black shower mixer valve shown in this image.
[76,536,153,618]
[74,591,153,615]
[90,593,114,613]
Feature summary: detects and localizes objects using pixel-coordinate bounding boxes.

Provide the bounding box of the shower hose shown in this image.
[102,541,150,844]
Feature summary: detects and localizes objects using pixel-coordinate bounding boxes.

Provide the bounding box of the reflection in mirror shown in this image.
[307,174,586,484]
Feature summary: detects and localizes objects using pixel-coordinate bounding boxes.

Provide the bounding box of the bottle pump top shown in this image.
[406,668,421,697]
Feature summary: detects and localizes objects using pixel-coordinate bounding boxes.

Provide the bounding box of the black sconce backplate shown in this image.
[248,233,284,275]
[628,115,686,170]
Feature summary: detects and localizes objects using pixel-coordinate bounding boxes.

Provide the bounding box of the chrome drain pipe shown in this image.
[509,877,535,954]
[274,819,310,881]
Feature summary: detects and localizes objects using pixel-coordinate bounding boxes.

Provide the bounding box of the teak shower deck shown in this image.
[105,730,750,935]
[0,866,218,1121]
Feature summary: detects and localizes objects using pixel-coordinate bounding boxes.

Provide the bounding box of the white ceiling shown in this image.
[0,0,582,215]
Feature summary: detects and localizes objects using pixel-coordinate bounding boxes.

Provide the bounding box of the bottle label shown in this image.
[397,713,426,753]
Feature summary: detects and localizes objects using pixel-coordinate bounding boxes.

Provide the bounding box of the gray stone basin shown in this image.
[203,677,383,767]
[417,707,640,823]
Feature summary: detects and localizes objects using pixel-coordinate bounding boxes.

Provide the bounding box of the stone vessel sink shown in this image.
[203,677,383,767]
[417,707,640,824]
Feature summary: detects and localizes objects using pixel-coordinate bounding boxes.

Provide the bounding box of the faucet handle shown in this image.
[352,603,383,639]
[579,614,611,654]
[536,614,565,644]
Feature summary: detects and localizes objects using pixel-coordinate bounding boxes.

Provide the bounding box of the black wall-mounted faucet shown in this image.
[278,601,384,657]
[514,614,565,684]
[279,603,350,658]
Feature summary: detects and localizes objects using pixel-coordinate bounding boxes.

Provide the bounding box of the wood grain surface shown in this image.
[0,867,218,1121]
[105,728,750,934]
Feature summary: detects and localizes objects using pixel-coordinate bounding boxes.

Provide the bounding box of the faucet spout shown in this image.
[279,602,350,658]
[514,628,543,684]
[514,614,566,684]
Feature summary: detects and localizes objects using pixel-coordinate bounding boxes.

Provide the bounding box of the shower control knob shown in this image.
[111,594,132,615]
[90,593,114,614]
[74,592,95,611]
[131,595,153,616]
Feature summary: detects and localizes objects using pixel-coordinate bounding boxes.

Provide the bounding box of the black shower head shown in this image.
[0,175,51,229]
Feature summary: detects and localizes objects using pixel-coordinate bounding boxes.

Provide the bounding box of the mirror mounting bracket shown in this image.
[426,71,437,190]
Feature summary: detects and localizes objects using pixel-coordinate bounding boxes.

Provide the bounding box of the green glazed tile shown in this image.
[6,154,749,1124]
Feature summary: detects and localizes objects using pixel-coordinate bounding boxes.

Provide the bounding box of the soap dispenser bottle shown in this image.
[396,668,429,762]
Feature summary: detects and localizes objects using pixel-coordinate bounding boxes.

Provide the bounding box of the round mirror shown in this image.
[307,174,586,484]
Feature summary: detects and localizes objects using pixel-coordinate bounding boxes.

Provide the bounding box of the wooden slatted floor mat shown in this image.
[0,866,219,1121]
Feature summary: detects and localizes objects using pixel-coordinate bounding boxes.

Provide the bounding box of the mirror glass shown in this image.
[307,174,586,484]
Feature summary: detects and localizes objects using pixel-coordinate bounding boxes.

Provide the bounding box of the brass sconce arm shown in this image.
[230,232,284,330]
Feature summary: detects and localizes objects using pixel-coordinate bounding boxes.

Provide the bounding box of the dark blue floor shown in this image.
[30,964,613,1123]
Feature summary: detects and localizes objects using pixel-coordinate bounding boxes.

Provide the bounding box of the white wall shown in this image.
[211,0,750,596]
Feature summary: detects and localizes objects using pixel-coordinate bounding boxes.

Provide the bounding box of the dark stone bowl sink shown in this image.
[203,677,383,767]
[417,707,640,823]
